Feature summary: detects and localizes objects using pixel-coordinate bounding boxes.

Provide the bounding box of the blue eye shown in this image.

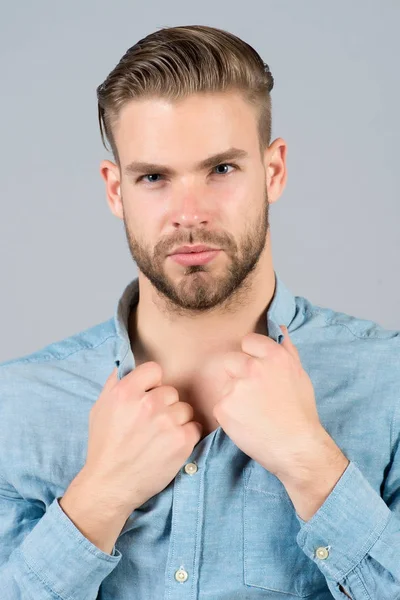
[142,174,163,183]
[138,163,236,184]
[214,163,234,175]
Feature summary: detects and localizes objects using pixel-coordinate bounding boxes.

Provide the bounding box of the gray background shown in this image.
[0,0,399,363]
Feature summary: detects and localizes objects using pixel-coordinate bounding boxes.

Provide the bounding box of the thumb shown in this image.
[201,351,248,400]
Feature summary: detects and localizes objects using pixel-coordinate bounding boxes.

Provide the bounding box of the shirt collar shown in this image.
[113,272,296,379]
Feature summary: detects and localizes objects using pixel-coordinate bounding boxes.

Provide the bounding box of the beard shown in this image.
[122,187,270,315]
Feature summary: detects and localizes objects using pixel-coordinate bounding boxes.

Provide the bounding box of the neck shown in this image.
[129,252,275,379]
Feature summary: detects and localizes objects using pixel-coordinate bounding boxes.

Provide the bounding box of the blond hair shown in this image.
[96,25,274,166]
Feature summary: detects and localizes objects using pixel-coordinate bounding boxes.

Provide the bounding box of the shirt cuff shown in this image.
[295,460,391,581]
[18,496,122,599]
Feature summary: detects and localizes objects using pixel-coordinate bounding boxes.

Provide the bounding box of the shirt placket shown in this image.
[164,432,216,600]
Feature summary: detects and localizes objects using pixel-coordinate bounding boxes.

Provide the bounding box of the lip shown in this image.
[169,244,219,255]
[169,249,221,266]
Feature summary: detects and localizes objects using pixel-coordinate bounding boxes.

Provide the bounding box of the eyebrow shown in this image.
[124,147,249,178]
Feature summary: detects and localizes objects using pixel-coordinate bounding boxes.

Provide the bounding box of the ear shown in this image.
[263,137,287,205]
[100,159,123,220]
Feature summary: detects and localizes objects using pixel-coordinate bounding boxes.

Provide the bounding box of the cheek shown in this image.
[123,192,166,232]
[215,181,249,222]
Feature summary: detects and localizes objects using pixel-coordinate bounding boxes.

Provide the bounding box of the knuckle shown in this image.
[174,424,190,448]
[161,385,179,403]
[144,361,163,378]
[157,411,174,430]
[141,394,157,413]
[248,356,262,373]
[183,403,194,420]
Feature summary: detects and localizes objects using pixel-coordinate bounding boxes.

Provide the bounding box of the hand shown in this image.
[207,326,325,480]
[81,362,203,512]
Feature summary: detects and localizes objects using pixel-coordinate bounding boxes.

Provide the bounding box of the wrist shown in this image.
[63,468,134,520]
[275,427,347,485]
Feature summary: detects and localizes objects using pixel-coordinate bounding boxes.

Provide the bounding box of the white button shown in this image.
[184,462,198,475]
[315,546,329,560]
[175,568,188,582]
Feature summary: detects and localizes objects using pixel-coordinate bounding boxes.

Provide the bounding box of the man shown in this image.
[0,24,399,600]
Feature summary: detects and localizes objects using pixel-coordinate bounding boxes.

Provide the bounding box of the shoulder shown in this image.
[0,316,117,371]
[0,317,118,478]
[293,295,400,449]
[294,294,400,350]
[293,294,400,406]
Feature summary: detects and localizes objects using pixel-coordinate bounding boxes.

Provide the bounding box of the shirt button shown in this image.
[175,568,188,583]
[184,462,198,475]
[315,546,330,560]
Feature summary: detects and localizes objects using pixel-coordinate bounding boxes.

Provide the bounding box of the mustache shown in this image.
[157,234,235,255]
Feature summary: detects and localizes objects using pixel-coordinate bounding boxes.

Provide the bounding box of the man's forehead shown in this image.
[114,92,261,170]
[116,91,258,135]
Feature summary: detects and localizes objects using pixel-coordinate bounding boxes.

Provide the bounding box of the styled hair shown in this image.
[96,25,274,167]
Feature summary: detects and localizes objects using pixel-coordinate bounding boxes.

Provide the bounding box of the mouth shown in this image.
[169,249,221,266]
[169,244,219,255]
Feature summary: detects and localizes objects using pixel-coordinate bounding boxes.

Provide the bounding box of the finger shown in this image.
[147,385,180,406]
[241,332,277,359]
[222,351,253,379]
[103,366,119,391]
[123,361,163,392]
[201,351,250,399]
[280,326,300,361]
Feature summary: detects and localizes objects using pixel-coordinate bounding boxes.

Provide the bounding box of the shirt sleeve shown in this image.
[295,446,400,599]
[0,476,122,600]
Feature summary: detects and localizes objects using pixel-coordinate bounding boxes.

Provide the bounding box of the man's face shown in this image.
[112,91,272,313]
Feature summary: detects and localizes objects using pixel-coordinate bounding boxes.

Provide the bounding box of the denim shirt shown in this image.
[1,273,400,600]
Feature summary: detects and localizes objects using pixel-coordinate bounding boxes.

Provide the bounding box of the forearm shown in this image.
[277,430,352,597]
[277,429,350,521]
[59,470,133,554]
[0,489,122,600]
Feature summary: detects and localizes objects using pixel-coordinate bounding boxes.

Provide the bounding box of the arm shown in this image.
[58,468,133,555]
[279,428,400,600]
[0,473,124,600]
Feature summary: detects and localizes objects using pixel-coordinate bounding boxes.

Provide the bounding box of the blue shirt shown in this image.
[1,273,400,600]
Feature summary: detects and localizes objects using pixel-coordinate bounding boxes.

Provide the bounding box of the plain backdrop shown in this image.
[0,0,399,363]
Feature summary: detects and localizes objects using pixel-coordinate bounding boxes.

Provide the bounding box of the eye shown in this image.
[139,173,164,184]
[213,163,236,175]
[137,163,237,185]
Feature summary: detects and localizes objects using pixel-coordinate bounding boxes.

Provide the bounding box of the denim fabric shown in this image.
[1,273,400,599]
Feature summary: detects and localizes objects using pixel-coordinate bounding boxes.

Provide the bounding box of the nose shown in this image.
[170,188,213,229]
